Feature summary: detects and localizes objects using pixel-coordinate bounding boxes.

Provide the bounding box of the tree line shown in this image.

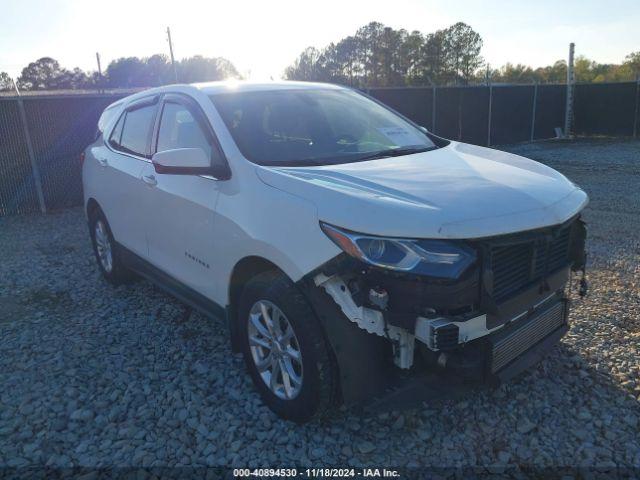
[285,22,483,87]
[0,54,240,92]
[2,21,639,92]
[284,21,640,87]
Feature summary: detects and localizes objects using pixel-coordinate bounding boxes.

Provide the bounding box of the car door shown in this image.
[140,93,225,298]
[99,96,159,257]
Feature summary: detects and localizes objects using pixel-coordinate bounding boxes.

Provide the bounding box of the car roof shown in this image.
[101,80,348,119]
[193,80,346,95]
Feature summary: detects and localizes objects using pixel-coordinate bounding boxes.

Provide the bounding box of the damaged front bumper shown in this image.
[299,216,586,408]
[364,305,570,413]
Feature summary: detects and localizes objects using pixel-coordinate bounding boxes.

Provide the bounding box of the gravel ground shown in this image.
[0,138,639,472]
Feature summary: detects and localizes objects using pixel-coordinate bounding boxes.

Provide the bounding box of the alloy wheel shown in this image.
[94,220,113,273]
[247,300,304,400]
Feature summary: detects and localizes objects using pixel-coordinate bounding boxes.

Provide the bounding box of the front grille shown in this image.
[533,227,571,278]
[489,223,572,302]
[491,300,567,373]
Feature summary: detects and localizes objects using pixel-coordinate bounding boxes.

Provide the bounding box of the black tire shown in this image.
[237,271,337,422]
[88,208,135,285]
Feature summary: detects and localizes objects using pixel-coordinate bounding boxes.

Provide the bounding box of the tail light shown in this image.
[79,151,86,167]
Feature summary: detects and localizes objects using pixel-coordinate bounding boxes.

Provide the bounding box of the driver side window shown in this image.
[156,102,213,161]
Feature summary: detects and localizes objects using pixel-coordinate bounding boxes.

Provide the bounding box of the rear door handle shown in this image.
[96,157,108,167]
[142,174,157,186]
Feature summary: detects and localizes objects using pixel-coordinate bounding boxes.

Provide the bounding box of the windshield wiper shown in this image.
[267,146,437,168]
[354,146,436,162]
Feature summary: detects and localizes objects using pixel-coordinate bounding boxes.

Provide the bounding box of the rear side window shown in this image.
[97,104,122,139]
[109,113,125,147]
[119,105,157,157]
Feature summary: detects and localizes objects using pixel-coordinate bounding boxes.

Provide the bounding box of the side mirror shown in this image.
[152,148,230,179]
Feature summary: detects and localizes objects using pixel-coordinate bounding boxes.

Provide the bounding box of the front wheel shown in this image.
[238,272,337,422]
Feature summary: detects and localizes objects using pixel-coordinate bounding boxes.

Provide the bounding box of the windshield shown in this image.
[209,88,437,166]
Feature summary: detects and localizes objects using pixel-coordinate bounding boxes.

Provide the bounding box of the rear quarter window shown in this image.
[97,105,121,137]
[108,103,157,157]
[95,103,122,140]
[109,113,125,148]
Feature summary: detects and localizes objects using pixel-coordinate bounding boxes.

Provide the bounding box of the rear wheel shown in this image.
[89,209,134,285]
[238,271,336,422]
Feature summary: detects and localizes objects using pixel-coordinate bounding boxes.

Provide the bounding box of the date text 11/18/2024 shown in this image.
[233,468,401,478]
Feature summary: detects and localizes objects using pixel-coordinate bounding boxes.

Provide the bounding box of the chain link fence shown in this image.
[0,99,38,215]
[0,94,127,216]
[368,82,639,146]
[0,82,638,216]
[368,84,568,145]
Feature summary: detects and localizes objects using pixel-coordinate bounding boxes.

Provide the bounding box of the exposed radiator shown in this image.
[490,300,567,373]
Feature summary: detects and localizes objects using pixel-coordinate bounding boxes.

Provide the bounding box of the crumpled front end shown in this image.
[299,215,588,407]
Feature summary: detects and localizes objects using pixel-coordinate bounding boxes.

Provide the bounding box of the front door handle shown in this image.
[142,174,157,186]
[96,157,108,167]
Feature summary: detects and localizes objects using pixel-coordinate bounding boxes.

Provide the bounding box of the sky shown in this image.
[1,0,639,80]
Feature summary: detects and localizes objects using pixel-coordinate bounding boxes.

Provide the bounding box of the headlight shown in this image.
[321,223,476,279]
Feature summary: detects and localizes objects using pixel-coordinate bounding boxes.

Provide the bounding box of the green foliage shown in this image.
[105,54,240,87]
[17,57,88,90]
[10,43,640,92]
[284,21,484,86]
[177,56,240,84]
[623,51,640,78]
[13,54,241,91]
[105,56,154,87]
[0,71,13,91]
[286,22,640,87]
[443,22,484,82]
[485,61,567,84]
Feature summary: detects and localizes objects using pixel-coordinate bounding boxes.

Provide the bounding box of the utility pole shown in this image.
[564,42,575,138]
[96,52,103,92]
[167,27,178,83]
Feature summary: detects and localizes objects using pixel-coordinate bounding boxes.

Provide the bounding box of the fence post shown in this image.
[530,83,538,142]
[564,42,575,137]
[634,78,639,138]
[487,84,493,147]
[16,97,46,214]
[457,90,463,141]
[432,86,436,133]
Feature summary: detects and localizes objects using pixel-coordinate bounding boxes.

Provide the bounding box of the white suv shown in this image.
[83,81,588,422]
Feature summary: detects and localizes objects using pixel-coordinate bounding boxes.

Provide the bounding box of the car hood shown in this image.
[255,141,588,239]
